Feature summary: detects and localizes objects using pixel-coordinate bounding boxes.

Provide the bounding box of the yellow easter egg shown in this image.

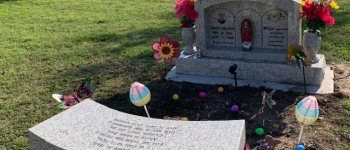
[181,117,188,121]
[173,94,179,100]
[218,87,224,93]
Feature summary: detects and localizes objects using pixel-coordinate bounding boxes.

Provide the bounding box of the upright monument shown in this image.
[173,0,328,86]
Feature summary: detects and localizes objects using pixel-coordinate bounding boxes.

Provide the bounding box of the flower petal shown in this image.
[173,50,180,58]
[164,58,173,64]
[152,42,160,51]
[160,35,170,44]
[171,40,180,48]
[153,53,162,60]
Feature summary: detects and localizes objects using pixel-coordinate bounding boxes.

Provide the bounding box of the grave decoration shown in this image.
[288,44,307,68]
[174,0,198,54]
[173,94,179,100]
[295,96,319,146]
[129,82,151,118]
[241,19,253,51]
[261,90,277,109]
[287,44,308,93]
[152,35,180,73]
[255,128,264,136]
[251,135,282,150]
[174,0,198,28]
[300,0,339,63]
[255,90,277,126]
[296,145,305,150]
[199,91,207,98]
[52,77,97,109]
[163,116,189,121]
[231,105,239,113]
[300,0,338,33]
[218,86,224,93]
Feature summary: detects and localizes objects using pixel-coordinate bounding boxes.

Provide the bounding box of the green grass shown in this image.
[321,0,350,62]
[338,100,350,139]
[0,0,180,149]
[0,0,349,149]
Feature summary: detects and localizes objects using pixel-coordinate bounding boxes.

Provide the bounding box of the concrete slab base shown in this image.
[165,66,334,94]
[175,52,327,86]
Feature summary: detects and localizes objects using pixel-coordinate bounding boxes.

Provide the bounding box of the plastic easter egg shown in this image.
[218,87,224,93]
[129,82,151,107]
[173,94,179,100]
[199,92,206,98]
[231,105,239,113]
[295,145,305,150]
[295,96,319,125]
[255,128,264,135]
[181,117,188,121]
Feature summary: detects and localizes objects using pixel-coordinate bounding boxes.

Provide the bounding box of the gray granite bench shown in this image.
[29,99,246,150]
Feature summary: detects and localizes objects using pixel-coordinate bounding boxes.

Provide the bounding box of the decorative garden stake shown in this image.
[258,90,277,126]
[288,44,308,93]
[52,77,97,109]
[129,82,151,118]
[152,35,180,74]
[252,135,282,150]
[261,90,276,109]
[295,96,319,145]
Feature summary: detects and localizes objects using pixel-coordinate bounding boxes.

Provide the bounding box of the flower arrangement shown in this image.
[300,0,339,32]
[174,0,198,28]
[288,44,307,68]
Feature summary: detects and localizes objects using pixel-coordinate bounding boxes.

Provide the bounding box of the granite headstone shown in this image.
[29,99,246,150]
[173,0,329,86]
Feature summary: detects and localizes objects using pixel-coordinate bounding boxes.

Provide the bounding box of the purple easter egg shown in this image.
[231,105,239,113]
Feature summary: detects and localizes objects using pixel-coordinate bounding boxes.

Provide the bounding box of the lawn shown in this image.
[0,0,349,149]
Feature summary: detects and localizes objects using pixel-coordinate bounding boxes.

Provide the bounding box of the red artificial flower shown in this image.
[301,1,318,20]
[185,9,198,20]
[180,22,189,28]
[317,5,335,26]
[152,35,180,64]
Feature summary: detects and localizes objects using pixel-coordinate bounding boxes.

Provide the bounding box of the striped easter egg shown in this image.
[295,96,319,125]
[129,82,151,107]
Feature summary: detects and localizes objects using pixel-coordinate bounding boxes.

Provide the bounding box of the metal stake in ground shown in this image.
[303,65,306,94]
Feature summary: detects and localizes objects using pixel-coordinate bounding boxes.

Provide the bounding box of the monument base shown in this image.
[175,52,327,86]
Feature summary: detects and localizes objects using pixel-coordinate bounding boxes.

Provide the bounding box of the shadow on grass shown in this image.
[56,25,180,108]
[0,0,18,3]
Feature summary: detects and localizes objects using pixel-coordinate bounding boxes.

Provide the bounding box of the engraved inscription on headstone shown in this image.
[262,10,288,49]
[29,99,247,150]
[203,1,292,50]
[208,9,235,46]
[91,118,179,150]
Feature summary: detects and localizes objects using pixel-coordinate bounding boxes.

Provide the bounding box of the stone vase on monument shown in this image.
[181,27,196,55]
[302,30,322,63]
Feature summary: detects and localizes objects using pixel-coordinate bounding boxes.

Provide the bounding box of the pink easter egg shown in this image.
[199,92,206,98]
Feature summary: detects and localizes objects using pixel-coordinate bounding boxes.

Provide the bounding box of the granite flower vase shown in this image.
[302,30,322,64]
[181,27,196,55]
